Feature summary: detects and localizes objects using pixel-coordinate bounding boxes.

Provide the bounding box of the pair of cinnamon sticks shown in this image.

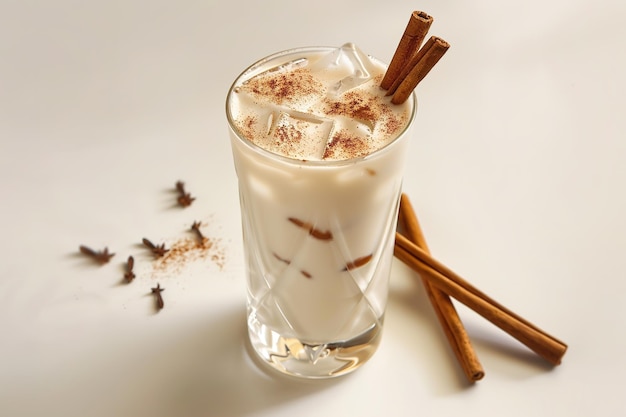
[381,11,450,103]
[395,194,568,382]
[383,12,567,381]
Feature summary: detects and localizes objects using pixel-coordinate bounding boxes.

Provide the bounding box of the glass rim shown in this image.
[225,45,417,168]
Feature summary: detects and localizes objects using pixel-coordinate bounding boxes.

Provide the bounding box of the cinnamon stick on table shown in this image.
[398,194,484,382]
[380,11,433,90]
[388,36,450,104]
[394,233,568,366]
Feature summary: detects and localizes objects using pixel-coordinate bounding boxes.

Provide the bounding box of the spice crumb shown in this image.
[152,235,226,276]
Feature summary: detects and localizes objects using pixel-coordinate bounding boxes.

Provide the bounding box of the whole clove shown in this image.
[79,245,115,264]
[142,238,169,258]
[175,181,195,207]
[151,283,165,310]
[190,221,206,243]
[124,256,136,282]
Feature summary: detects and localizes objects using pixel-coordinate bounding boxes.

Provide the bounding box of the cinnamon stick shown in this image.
[380,11,433,90]
[388,36,450,104]
[398,194,484,382]
[394,233,568,365]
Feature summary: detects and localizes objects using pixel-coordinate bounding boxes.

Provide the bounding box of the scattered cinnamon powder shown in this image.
[234,59,409,162]
[273,121,303,145]
[324,89,404,135]
[383,112,406,136]
[236,115,258,141]
[321,89,407,159]
[323,129,369,160]
[326,90,378,125]
[152,235,226,276]
[243,67,324,105]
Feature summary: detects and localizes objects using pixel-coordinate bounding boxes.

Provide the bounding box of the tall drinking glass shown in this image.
[226,46,417,378]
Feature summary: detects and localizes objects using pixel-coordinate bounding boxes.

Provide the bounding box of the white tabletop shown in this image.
[1,1,624,416]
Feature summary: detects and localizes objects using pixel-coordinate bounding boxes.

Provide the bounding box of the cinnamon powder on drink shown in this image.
[245,67,324,105]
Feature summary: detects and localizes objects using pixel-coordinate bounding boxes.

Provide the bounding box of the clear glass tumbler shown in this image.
[226,47,417,378]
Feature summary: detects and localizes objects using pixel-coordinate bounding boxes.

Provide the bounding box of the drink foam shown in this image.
[228,43,413,161]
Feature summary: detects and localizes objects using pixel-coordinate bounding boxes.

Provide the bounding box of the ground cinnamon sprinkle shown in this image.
[323,129,369,160]
[244,67,324,105]
[325,91,377,126]
[238,115,257,141]
[152,234,226,277]
[321,89,405,158]
[274,122,303,144]
[382,114,405,136]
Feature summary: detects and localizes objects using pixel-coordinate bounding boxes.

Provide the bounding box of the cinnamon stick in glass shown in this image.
[388,36,450,104]
[398,194,484,382]
[394,233,568,365]
[381,11,433,90]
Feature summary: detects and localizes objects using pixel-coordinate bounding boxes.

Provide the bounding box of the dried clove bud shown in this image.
[151,283,165,310]
[124,256,136,282]
[175,181,195,207]
[79,245,115,264]
[142,238,169,258]
[190,221,206,243]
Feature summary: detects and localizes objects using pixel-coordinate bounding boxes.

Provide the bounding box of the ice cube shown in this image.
[311,43,379,95]
[264,107,335,159]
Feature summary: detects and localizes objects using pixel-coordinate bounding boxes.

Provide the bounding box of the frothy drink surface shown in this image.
[228,43,412,160]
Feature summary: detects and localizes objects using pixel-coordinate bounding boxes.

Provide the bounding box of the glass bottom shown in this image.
[247,310,383,379]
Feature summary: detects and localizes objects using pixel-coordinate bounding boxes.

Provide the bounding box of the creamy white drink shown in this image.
[227,44,415,378]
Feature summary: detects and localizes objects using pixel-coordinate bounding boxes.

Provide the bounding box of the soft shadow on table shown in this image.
[98,307,343,417]
[13,254,341,417]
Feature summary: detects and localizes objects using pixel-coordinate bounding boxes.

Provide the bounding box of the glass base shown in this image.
[247,312,383,379]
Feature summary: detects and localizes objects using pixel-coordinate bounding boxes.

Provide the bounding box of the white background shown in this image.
[1,1,624,416]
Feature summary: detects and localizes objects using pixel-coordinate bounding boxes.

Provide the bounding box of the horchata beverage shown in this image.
[226,43,416,378]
